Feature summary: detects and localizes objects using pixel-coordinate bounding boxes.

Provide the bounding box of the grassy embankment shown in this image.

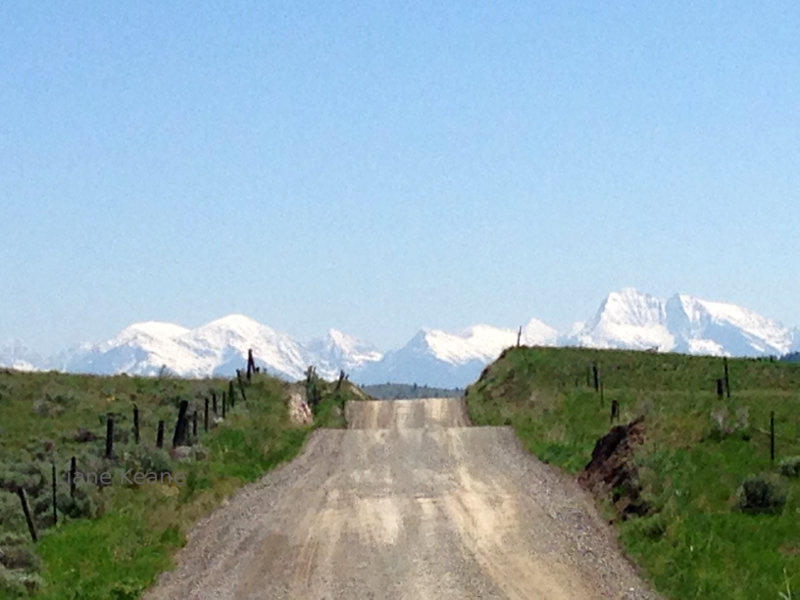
[465,346,800,600]
[0,368,357,599]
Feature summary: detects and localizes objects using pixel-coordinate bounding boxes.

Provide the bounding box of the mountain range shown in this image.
[3,289,798,387]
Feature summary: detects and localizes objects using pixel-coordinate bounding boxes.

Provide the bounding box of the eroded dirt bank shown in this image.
[145,398,659,600]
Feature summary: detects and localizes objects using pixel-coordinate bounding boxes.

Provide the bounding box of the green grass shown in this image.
[0,369,362,599]
[466,346,800,600]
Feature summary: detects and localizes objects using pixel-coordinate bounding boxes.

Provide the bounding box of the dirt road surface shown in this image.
[145,398,659,599]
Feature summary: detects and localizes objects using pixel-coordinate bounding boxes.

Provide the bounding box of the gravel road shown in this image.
[145,398,660,599]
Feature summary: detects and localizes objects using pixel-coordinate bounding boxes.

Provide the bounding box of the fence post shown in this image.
[593,362,600,392]
[770,411,775,463]
[237,373,247,403]
[228,380,236,409]
[105,415,114,459]
[212,390,218,415]
[51,462,58,525]
[17,488,38,542]
[716,378,724,399]
[133,404,140,444]
[724,357,731,399]
[600,382,604,407]
[516,326,522,347]
[222,392,227,419]
[69,456,77,498]
[156,420,165,449]
[172,400,190,447]
[610,399,619,423]
[247,348,255,381]
[204,397,209,432]
[192,409,198,439]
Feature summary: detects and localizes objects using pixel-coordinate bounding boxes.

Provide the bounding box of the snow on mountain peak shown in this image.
[567,288,673,351]
[6,290,797,386]
[666,293,791,355]
[114,321,190,343]
[307,329,382,375]
[565,289,794,357]
[0,340,42,371]
[521,318,558,345]
[403,325,516,365]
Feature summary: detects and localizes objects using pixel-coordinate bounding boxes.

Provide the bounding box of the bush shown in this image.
[627,511,668,540]
[778,456,800,478]
[140,448,172,475]
[56,491,95,519]
[707,405,750,441]
[1,563,42,598]
[0,542,40,571]
[736,474,787,514]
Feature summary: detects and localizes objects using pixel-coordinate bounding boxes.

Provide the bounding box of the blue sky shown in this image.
[2,2,799,354]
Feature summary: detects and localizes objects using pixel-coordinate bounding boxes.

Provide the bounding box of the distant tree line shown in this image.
[781,352,800,363]
[362,383,463,400]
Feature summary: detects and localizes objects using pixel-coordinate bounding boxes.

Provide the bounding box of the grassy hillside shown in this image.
[0,368,358,599]
[465,347,800,600]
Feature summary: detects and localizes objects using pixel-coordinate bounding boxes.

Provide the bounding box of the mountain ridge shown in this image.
[4,289,798,385]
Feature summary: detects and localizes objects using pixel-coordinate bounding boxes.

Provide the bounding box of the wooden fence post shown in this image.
[204,397,209,432]
[600,382,604,407]
[247,348,255,382]
[593,362,600,392]
[222,392,227,418]
[105,415,114,459]
[610,399,619,423]
[335,369,346,392]
[133,404,140,444]
[212,390,218,415]
[770,411,775,463]
[69,456,77,498]
[17,488,37,542]
[228,380,236,409]
[716,378,724,399]
[172,400,190,447]
[192,409,198,439]
[51,462,58,525]
[156,420,165,449]
[724,357,731,399]
[237,374,247,403]
[516,326,522,347]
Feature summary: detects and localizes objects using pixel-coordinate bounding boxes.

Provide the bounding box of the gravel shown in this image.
[144,397,662,600]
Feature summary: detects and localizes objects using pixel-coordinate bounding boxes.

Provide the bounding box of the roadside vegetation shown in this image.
[0,367,361,599]
[465,346,800,600]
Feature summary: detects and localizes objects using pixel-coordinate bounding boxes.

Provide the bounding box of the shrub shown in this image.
[707,405,750,441]
[0,542,40,571]
[55,491,95,519]
[778,456,800,478]
[141,447,172,474]
[736,474,787,514]
[0,563,41,598]
[628,511,668,540]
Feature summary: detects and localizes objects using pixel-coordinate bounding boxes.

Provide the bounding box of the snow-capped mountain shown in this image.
[181,315,311,379]
[4,291,798,385]
[0,340,41,371]
[52,315,381,380]
[561,288,674,351]
[351,319,557,388]
[307,329,383,374]
[562,288,796,357]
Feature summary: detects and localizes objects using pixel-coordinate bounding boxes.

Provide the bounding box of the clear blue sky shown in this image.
[2,2,799,355]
